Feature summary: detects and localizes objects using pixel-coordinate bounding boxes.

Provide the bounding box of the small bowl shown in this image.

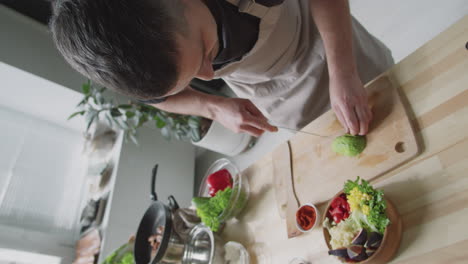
[322,191,402,264]
[198,158,250,223]
[295,203,320,233]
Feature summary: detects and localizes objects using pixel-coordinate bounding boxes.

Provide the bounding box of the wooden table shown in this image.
[221,15,468,264]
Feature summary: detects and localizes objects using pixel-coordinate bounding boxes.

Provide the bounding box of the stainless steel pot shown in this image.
[182,224,225,264]
[160,229,185,264]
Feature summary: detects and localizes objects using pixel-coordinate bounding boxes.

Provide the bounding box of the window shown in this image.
[0,106,86,242]
[0,62,89,262]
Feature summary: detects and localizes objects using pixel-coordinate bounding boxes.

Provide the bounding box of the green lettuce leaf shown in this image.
[192,187,232,232]
[344,177,390,234]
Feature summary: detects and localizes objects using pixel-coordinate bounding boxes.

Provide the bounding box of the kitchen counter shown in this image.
[221,15,468,264]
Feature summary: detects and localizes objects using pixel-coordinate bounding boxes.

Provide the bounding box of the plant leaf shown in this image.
[138,114,149,127]
[174,132,181,141]
[85,109,97,122]
[180,126,189,134]
[129,116,139,127]
[155,117,166,129]
[117,119,129,130]
[96,92,106,105]
[138,104,153,113]
[191,128,201,142]
[86,114,96,132]
[167,117,175,127]
[105,113,114,128]
[188,117,201,129]
[82,80,91,95]
[125,111,136,118]
[155,113,167,123]
[119,104,133,109]
[161,126,171,140]
[116,123,125,131]
[77,98,86,107]
[156,111,167,120]
[68,111,85,120]
[110,108,122,117]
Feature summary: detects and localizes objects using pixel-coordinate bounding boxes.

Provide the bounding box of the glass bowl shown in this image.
[224,241,250,264]
[198,158,249,222]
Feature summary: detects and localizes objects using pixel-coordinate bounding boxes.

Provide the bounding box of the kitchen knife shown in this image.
[275,125,329,138]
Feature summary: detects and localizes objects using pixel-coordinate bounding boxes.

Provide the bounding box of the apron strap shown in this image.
[225,0,270,18]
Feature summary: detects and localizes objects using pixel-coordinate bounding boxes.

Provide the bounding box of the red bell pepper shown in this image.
[206,169,233,197]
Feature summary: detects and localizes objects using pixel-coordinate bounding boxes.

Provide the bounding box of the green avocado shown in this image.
[332,134,367,157]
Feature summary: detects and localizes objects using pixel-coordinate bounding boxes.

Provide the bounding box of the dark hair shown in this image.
[50,0,185,100]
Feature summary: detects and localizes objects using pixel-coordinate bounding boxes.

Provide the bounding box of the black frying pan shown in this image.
[134,164,179,264]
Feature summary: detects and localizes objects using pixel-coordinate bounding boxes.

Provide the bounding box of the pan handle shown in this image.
[150,164,158,201]
[168,195,179,210]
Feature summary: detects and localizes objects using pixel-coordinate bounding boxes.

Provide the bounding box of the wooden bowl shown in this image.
[322,191,402,264]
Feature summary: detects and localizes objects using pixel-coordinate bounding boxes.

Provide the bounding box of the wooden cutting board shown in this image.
[272,75,419,236]
[272,141,302,238]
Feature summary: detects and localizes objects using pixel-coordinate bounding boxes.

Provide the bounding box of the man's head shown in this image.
[50,0,218,100]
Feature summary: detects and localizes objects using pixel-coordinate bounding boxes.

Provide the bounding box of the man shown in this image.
[50,0,393,137]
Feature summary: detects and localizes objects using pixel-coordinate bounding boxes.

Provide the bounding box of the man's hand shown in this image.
[213,97,278,137]
[329,73,373,135]
[308,0,373,135]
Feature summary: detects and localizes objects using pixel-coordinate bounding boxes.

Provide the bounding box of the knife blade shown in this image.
[275,125,329,138]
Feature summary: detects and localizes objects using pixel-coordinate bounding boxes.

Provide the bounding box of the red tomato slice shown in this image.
[330,206,345,223]
[330,196,347,209]
[343,211,350,219]
[333,213,344,224]
[329,195,351,223]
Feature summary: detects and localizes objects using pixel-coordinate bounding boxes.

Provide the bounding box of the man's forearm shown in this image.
[151,87,278,136]
[309,0,357,78]
[150,87,223,120]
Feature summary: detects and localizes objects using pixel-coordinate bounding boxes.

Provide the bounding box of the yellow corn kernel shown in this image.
[362,205,371,215]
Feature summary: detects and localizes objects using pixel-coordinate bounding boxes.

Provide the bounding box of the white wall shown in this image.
[0,5,85,93]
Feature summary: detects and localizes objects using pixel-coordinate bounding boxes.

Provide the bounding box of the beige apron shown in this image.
[214,0,394,129]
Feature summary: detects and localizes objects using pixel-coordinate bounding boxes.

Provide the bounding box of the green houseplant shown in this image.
[69,81,204,144]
